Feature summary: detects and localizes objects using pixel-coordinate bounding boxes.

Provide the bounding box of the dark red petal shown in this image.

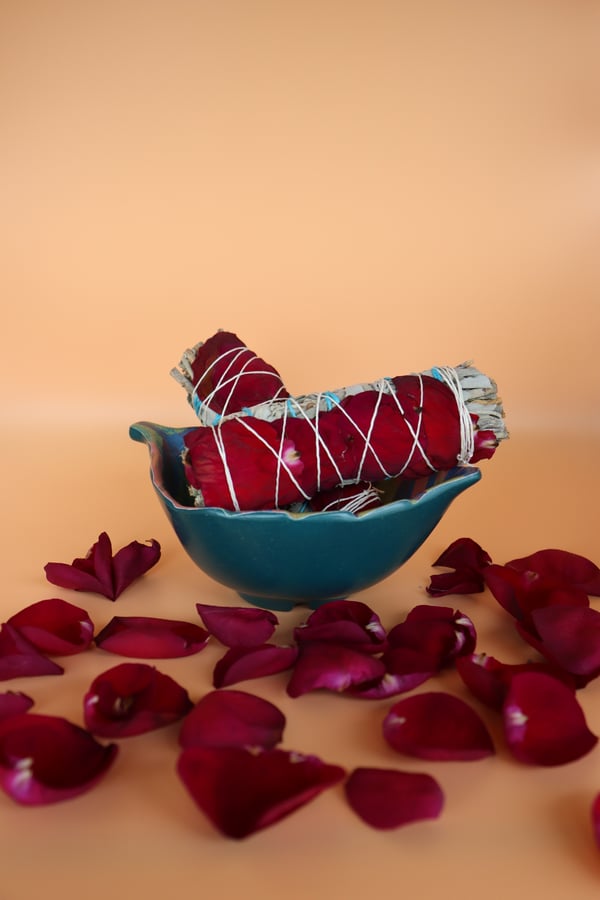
[455,653,576,711]
[95,617,209,659]
[177,746,345,838]
[506,549,600,596]
[179,690,286,750]
[592,793,600,850]
[383,692,495,761]
[503,672,597,766]
[0,624,64,680]
[345,767,444,829]
[484,564,589,623]
[387,605,476,669]
[7,598,94,656]
[293,600,387,654]
[427,569,487,597]
[111,539,161,598]
[286,643,386,698]
[0,713,118,804]
[213,644,298,688]
[195,604,278,647]
[0,692,34,721]
[518,605,600,685]
[83,663,193,737]
[347,647,436,699]
[432,537,492,572]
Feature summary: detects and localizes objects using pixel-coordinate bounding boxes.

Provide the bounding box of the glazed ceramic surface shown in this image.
[130,421,481,611]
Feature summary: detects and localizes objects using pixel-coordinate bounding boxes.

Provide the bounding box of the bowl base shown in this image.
[238,592,347,612]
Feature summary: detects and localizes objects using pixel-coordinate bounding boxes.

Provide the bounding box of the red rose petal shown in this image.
[7,598,94,656]
[177,745,345,838]
[348,647,437,699]
[195,603,278,647]
[427,537,491,596]
[592,793,600,850]
[387,605,476,669]
[506,549,600,596]
[0,624,64,681]
[383,691,495,761]
[0,692,34,721]
[213,644,298,688]
[522,605,600,684]
[178,690,286,750]
[83,663,193,737]
[293,600,387,654]
[286,643,386,698]
[483,564,589,623]
[0,713,118,805]
[455,653,576,710]
[45,532,161,600]
[95,616,209,659]
[345,767,444,829]
[503,672,597,766]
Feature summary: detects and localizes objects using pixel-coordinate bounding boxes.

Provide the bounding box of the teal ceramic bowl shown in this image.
[130,421,481,611]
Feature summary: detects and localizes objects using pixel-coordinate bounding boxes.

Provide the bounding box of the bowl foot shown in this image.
[238,592,347,612]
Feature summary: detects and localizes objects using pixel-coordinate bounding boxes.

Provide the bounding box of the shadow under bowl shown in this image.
[130,421,481,611]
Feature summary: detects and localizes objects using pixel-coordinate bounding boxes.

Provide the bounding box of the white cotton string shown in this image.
[211,424,242,511]
[320,485,382,514]
[192,346,286,421]
[430,366,474,464]
[283,394,345,491]
[385,374,437,474]
[235,415,312,503]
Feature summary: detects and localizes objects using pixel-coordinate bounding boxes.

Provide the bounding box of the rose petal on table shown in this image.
[0,624,64,681]
[503,672,598,766]
[506,549,600,596]
[179,689,286,750]
[483,564,589,623]
[0,692,34,721]
[455,653,576,711]
[286,643,386,698]
[293,600,387,654]
[383,691,495,761]
[427,537,491,596]
[387,605,476,669]
[0,713,118,804]
[83,663,193,737]
[213,644,298,688]
[348,647,437,699]
[195,603,278,647]
[95,616,209,658]
[345,767,445,829]
[177,745,345,838]
[523,605,600,685]
[7,598,94,656]
[592,793,600,850]
[45,532,160,600]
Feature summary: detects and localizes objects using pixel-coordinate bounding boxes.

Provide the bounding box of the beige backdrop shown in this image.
[1,2,600,899]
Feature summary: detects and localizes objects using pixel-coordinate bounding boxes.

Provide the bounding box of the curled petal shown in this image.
[506,549,600,596]
[179,690,286,750]
[0,692,34,721]
[95,617,209,659]
[213,644,298,688]
[484,564,589,624]
[592,794,600,850]
[0,624,64,681]
[7,598,94,656]
[177,745,345,838]
[195,603,278,647]
[383,692,495,761]
[286,643,386,698]
[345,767,444,829]
[427,537,491,596]
[0,713,118,804]
[293,600,387,654]
[83,663,193,737]
[455,653,575,711]
[518,605,600,687]
[45,532,161,600]
[347,647,436,699]
[387,605,476,669]
[503,672,597,766]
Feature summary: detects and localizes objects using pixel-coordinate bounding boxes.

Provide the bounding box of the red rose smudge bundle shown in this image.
[172,331,508,511]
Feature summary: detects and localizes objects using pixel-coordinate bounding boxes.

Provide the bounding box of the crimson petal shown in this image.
[0,624,64,680]
[387,605,476,669]
[503,672,597,766]
[518,605,600,686]
[286,643,386,698]
[7,598,94,656]
[95,616,209,658]
[196,603,278,647]
[213,644,297,688]
[506,548,600,596]
[347,647,436,699]
[383,692,495,761]
[177,745,345,838]
[179,690,286,750]
[455,653,576,710]
[345,767,444,829]
[293,600,387,654]
[83,663,193,737]
[45,532,160,600]
[0,692,34,721]
[484,564,589,624]
[427,537,491,596]
[0,713,118,804]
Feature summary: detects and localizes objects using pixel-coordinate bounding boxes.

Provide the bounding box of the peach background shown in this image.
[1,2,600,898]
